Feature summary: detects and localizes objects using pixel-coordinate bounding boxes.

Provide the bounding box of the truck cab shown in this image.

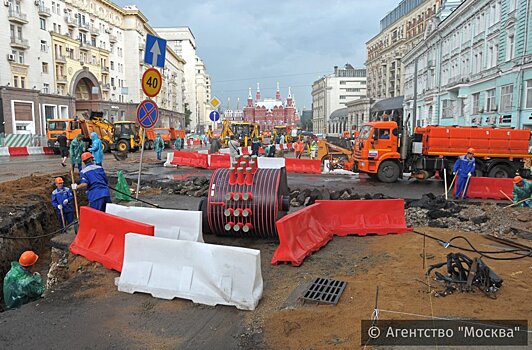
[354,121,402,182]
[46,119,82,148]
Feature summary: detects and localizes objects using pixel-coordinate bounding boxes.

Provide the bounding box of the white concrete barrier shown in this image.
[117,233,263,310]
[257,157,285,169]
[27,147,44,155]
[164,152,176,167]
[0,147,9,156]
[219,148,230,154]
[106,204,203,242]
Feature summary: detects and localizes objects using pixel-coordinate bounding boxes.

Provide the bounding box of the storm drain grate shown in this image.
[301,277,347,305]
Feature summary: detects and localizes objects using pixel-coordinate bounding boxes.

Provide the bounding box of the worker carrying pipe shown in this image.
[71,152,112,212]
[452,148,476,199]
[3,251,45,310]
[51,177,74,232]
[512,176,531,207]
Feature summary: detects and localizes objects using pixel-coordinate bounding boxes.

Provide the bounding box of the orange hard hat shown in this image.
[514,176,523,184]
[81,152,93,162]
[19,251,39,267]
[467,148,475,154]
[55,177,64,184]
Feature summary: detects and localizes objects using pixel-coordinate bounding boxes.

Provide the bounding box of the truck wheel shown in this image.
[102,140,110,153]
[377,161,400,183]
[143,141,149,150]
[488,164,512,178]
[148,140,154,150]
[117,140,130,152]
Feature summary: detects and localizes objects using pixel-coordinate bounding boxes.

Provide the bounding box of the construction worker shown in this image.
[51,177,74,232]
[251,137,261,156]
[88,132,104,166]
[174,135,183,150]
[294,140,304,159]
[512,176,531,207]
[57,132,68,167]
[3,251,45,310]
[310,139,318,160]
[453,148,476,199]
[69,134,84,173]
[72,152,112,212]
[210,137,221,154]
[228,136,240,165]
[154,134,165,160]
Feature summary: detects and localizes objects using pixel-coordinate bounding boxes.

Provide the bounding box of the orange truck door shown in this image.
[372,128,393,154]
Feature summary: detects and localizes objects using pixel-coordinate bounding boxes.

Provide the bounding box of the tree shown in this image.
[184,103,192,128]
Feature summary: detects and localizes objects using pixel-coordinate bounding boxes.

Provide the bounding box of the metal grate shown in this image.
[301,277,347,305]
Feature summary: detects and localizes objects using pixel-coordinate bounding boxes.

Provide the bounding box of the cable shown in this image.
[107,185,162,209]
[0,220,78,240]
[413,230,532,260]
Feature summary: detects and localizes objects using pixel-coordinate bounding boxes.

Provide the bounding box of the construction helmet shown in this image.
[19,251,39,267]
[81,152,93,162]
[55,177,64,184]
[467,147,475,154]
[514,176,523,184]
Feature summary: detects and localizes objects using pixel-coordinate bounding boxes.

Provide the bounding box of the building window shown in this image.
[442,99,455,118]
[509,0,517,12]
[526,80,532,109]
[18,52,24,64]
[40,18,46,30]
[486,89,496,111]
[110,61,114,70]
[472,93,480,113]
[43,83,50,94]
[20,77,25,89]
[500,84,513,112]
[42,62,48,74]
[13,76,19,88]
[40,40,47,52]
[506,33,515,61]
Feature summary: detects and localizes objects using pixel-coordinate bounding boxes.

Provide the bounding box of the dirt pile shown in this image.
[289,188,393,207]
[111,176,210,198]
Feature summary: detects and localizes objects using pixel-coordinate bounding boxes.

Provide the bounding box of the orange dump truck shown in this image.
[46,119,82,148]
[354,121,532,182]
[144,128,185,149]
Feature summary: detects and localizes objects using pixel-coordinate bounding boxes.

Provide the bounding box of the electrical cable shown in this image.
[413,230,532,260]
[0,220,78,240]
[107,185,163,209]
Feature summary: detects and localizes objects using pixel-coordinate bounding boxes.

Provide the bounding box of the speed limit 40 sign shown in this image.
[142,68,162,97]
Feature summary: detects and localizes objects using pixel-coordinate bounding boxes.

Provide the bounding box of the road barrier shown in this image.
[171,151,209,168]
[285,158,321,174]
[8,147,29,156]
[70,206,155,272]
[0,146,55,156]
[43,147,54,155]
[164,152,176,167]
[117,233,263,310]
[27,147,44,155]
[208,153,231,169]
[257,157,285,169]
[106,204,203,242]
[454,176,514,200]
[0,147,9,156]
[272,199,411,266]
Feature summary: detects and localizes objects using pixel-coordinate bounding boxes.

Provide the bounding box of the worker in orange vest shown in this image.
[294,140,304,159]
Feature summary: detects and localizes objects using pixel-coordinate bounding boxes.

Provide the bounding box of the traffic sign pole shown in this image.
[136,127,147,199]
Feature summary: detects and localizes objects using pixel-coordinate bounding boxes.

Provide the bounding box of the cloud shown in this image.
[115,0,398,109]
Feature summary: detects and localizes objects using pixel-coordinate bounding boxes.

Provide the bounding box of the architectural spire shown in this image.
[236,97,240,110]
[227,97,231,110]
[247,87,253,107]
[248,87,252,99]
[256,82,261,101]
[276,81,281,100]
[287,87,293,107]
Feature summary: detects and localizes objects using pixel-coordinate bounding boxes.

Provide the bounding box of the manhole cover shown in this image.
[301,277,347,305]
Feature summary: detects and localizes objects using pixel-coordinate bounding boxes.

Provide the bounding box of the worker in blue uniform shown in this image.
[51,177,74,232]
[72,152,112,212]
[453,148,476,199]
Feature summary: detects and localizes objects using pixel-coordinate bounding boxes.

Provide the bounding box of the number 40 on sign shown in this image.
[142,68,162,97]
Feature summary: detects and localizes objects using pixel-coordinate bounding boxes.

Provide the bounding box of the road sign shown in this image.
[144,34,167,68]
[209,97,221,109]
[137,100,159,129]
[209,110,221,122]
[142,68,162,97]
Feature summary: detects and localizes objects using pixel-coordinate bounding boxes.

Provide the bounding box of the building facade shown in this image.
[366,0,442,102]
[346,97,373,131]
[195,56,212,133]
[403,0,532,130]
[311,64,367,134]
[1,0,186,136]
[242,83,299,131]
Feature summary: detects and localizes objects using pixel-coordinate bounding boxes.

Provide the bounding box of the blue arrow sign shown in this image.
[209,110,220,122]
[144,34,167,68]
[137,100,159,129]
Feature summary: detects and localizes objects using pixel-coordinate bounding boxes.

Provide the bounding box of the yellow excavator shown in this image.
[79,112,143,152]
[220,120,261,147]
[317,139,356,171]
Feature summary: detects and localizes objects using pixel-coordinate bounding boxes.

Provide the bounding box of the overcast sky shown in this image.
[115,0,399,110]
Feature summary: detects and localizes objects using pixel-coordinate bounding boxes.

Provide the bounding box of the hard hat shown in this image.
[19,251,39,267]
[467,148,475,154]
[81,152,93,162]
[514,176,523,184]
[55,177,64,184]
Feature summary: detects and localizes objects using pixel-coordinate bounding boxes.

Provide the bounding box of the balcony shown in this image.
[109,34,117,43]
[101,83,110,91]
[55,54,66,63]
[38,5,51,17]
[8,9,28,24]
[90,25,100,35]
[78,22,90,32]
[10,37,29,50]
[56,74,68,83]
[64,16,77,27]
[79,41,91,51]
[101,66,109,74]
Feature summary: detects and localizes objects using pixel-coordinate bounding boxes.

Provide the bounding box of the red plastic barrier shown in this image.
[272,199,411,266]
[171,151,209,168]
[285,158,321,174]
[453,176,514,199]
[209,153,231,169]
[8,147,29,156]
[43,147,55,155]
[241,146,250,155]
[70,207,154,272]
[193,140,201,145]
